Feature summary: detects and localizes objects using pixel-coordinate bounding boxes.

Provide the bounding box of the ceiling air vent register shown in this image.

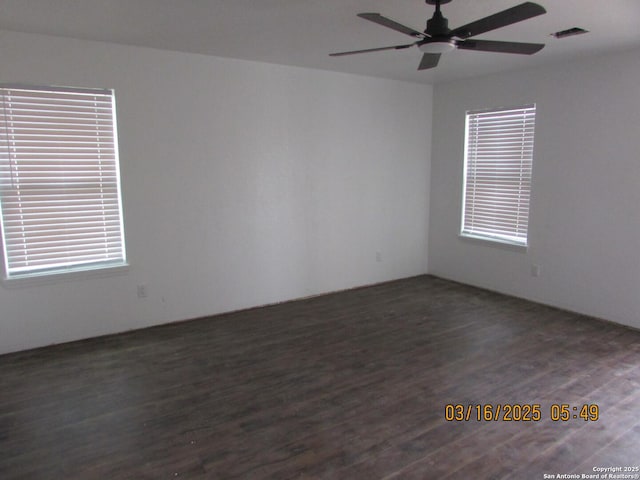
[551,27,589,39]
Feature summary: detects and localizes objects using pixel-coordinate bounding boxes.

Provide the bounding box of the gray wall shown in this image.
[429,48,640,330]
[0,30,433,354]
[3,28,638,356]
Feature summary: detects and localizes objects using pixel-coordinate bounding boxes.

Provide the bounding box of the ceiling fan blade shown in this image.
[451,2,546,39]
[330,43,415,57]
[457,39,544,55]
[418,53,441,70]
[358,13,427,38]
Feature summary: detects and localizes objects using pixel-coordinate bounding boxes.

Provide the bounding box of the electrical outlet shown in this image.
[137,284,148,298]
[531,264,541,277]
[376,251,382,262]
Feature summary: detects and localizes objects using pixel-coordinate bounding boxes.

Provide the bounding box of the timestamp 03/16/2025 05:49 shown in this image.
[444,403,600,422]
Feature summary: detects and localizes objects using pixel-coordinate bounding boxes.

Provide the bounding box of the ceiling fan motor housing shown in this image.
[426,9,450,37]
[422,1,455,53]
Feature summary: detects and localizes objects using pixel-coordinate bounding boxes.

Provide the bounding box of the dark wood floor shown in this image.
[1,275,639,479]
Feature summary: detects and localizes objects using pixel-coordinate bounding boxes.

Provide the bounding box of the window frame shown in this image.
[0,83,128,284]
[460,103,536,249]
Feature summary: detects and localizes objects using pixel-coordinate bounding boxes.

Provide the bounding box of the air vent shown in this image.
[551,27,589,39]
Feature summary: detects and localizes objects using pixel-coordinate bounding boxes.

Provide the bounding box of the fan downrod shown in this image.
[425,0,451,36]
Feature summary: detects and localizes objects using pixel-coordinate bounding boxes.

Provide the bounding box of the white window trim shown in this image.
[460,104,536,248]
[0,84,128,284]
[1,263,129,288]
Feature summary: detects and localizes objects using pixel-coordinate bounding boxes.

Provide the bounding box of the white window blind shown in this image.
[0,85,126,279]
[461,104,536,246]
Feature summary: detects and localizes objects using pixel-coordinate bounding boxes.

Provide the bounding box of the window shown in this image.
[0,84,126,280]
[461,104,536,247]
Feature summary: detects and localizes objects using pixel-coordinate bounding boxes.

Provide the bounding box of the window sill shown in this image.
[459,233,528,252]
[2,263,129,288]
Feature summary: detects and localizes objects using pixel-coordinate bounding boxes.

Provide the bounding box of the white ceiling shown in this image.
[0,0,639,84]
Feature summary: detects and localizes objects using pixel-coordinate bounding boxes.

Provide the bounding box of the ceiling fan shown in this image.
[330,0,546,70]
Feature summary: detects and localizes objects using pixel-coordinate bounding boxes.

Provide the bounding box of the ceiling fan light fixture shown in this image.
[418,40,456,54]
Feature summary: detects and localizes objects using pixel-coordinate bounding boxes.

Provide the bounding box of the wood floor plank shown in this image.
[346,351,638,479]
[0,275,639,479]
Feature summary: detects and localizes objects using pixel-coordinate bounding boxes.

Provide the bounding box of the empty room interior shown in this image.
[1,0,639,478]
